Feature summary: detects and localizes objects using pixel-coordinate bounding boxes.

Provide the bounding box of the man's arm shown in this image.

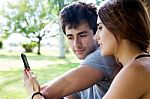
[41,65,105,99]
[66,95,80,99]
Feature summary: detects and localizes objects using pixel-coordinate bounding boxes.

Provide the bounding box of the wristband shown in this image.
[32,92,43,99]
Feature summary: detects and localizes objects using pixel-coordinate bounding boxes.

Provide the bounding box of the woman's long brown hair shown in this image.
[98,0,150,53]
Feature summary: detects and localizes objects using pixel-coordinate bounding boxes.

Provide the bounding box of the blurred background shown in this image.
[0,0,149,98]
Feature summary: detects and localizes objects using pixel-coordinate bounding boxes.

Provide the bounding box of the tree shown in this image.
[0,0,57,55]
[0,0,78,56]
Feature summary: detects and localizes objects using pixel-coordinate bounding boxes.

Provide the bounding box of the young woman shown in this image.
[95,0,150,99]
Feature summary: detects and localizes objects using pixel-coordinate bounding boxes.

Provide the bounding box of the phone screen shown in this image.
[21,53,30,69]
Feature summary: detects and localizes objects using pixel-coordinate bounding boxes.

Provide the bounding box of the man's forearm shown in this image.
[41,68,79,99]
[41,66,104,99]
[41,77,73,99]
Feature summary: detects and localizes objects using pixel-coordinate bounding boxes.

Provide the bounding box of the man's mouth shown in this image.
[75,49,85,54]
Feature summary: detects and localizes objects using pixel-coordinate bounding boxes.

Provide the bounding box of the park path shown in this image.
[0,49,79,71]
[0,59,53,71]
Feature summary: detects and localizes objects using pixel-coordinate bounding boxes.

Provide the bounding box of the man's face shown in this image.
[65,22,97,60]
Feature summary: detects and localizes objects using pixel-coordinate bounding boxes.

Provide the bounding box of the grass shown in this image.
[0,50,80,99]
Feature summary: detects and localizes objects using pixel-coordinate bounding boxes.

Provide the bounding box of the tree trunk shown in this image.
[37,37,41,55]
[58,0,65,58]
[58,28,65,58]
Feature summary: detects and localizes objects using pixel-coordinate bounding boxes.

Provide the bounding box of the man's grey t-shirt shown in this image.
[72,48,117,99]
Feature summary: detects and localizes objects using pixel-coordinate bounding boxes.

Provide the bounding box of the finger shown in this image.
[23,70,33,86]
[27,71,37,78]
[33,79,40,92]
[23,70,29,83]
[26,71,38,88]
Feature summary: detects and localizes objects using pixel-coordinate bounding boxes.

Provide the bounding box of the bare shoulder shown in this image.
[128,59,150,82]
[125,59,150,98]
[103,59,150,99]
[121,59,150,87]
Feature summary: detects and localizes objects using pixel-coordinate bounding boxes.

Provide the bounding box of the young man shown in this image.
[24,2,120,99]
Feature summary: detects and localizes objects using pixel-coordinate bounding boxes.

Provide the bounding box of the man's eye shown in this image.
[67,36,73,40]
[80,35,87,37]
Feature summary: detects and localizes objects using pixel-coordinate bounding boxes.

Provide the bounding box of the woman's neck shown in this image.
[115,40,144,66]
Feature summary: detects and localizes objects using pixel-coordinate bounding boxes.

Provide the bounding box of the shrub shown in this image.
[22,42,37,52]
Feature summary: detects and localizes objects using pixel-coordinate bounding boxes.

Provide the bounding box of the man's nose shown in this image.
[73,38,82,47]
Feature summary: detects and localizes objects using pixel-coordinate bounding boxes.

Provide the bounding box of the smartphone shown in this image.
[21,53,31,70]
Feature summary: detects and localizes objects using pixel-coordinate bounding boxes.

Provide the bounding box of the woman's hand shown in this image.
[24,70,41,98]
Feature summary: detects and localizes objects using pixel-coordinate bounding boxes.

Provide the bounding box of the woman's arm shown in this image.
[24,70,43,99]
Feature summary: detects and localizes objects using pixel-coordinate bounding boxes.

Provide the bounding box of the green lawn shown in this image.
[0,50,80,99]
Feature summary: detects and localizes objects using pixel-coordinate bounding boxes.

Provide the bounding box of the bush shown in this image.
[0,41,3,49]
[22,42,37,52]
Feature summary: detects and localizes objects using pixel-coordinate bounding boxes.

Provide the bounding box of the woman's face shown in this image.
[95,18,118,56]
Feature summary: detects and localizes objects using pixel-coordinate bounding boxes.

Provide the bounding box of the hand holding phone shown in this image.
[22,54,41,97]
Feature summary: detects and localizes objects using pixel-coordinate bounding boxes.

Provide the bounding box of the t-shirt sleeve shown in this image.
[81,49,117,77]
[70,92,81,99]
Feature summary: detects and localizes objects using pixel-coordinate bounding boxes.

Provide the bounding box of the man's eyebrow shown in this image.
[77,31,87,35]
[66,31,87,37]
[66,34,72,37]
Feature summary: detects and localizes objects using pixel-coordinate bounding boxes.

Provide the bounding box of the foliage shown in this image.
[22,42,37,52]
[0,0,56,55]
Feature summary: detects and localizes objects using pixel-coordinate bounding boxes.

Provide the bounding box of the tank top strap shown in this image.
[135,54,150,60]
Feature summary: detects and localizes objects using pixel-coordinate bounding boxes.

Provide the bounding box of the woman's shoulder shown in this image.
[107,60,150,98]
[127,58,150,76]
[114,58,150,80]
[124,59,150,80]
[126,59,150,97]
[121,59,150,91]
[103,59,150,99]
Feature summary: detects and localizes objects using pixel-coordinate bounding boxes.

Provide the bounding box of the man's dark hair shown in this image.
[60,2,97,35]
